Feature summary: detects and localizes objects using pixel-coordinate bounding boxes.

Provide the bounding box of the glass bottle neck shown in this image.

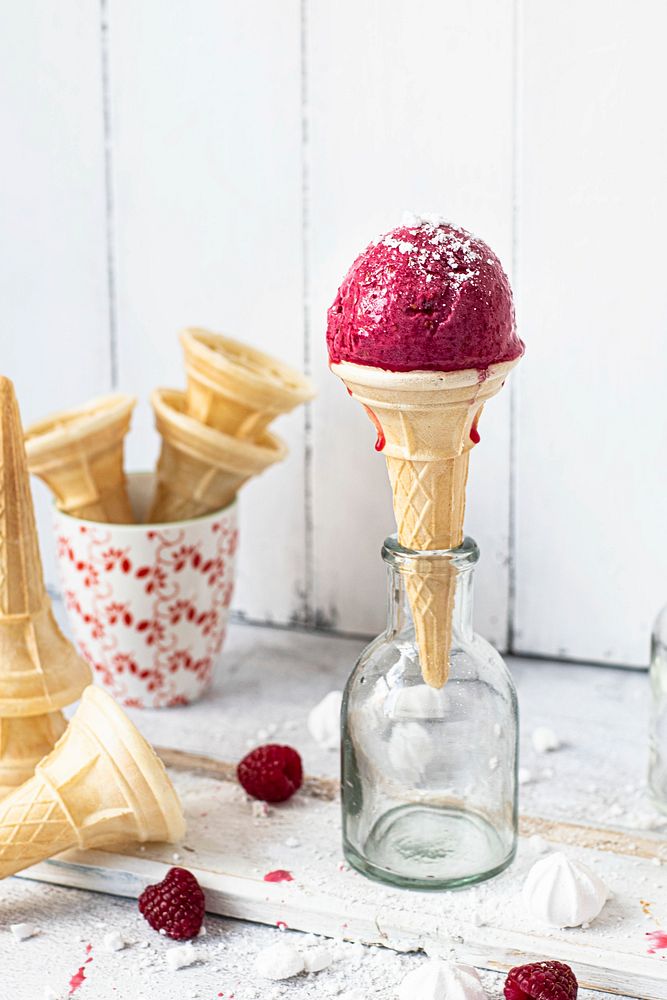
[383,536,477,641]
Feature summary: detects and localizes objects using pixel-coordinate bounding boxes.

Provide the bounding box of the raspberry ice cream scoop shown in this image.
[327,214,523,373]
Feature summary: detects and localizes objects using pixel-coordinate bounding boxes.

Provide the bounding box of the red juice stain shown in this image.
[346,386,353,395]
[264,869,293,883]
[362,405,385,451]
[469,411,481,445]
[647,929,667,954]
[69,967,87,995]
[68,943,93,995]
[276,920,288,930]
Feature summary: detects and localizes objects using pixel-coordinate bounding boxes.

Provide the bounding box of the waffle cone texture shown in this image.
[24,393,136,523]
[0,377,91,714]
[331,360,519,687]
[0,686,185,879]
[0,712,66,800]
[181,328,315,439]
[149,388,287,523]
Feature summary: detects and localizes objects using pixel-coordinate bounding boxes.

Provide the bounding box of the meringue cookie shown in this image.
[388,721,433,781]
[398,959,485,1000]
[165,942,197,970]
[103,930,126,952]
[388,682,449,720]
[531,726,561,753]
[255,941,305,980]
[10,923,38,941]
[523,851,608,927]
[303,944,333,972]
[307,691,343,750]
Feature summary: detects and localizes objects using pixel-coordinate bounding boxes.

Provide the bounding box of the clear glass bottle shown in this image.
[649,605,667,811]
[341,535,518,889]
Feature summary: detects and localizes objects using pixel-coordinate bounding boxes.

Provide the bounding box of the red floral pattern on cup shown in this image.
[54,506,237,708]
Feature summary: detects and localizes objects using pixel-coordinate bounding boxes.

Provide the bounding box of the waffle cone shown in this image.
[0,377,91,714]
[0,686,185,879]
[148,388,287,523]
[181,328,315,438]
[331,360,519,687]
[0,712,66,799]
[24,394,136,523]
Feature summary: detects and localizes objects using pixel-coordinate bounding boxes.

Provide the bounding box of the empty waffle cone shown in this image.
[0,686,185,879]
[24,393,136,523]
[0,377,91,715]
[181,328,315,438]
[148,388,287,523]
[331,360,519,687]
[0,712,66,800]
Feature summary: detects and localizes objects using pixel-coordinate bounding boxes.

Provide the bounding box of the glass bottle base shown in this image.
[344,803,516,890]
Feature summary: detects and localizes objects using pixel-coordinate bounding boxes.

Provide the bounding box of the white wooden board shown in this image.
[107,0,307,626]
[514,1,667,665]
[306,0,516,645]
[18,755,667,1000]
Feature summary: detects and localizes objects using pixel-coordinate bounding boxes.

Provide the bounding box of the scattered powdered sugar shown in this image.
[370,213,485,294]
[402,210,450,229]
[526,834,550,855]
[518,767,534,785]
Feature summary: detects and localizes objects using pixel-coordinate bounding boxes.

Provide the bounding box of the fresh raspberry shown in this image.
[504,962,578,1000]
[237,744,303,803]
[138,867,205,940]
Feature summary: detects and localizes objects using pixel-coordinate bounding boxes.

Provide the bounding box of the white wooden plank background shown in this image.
[307,0,516,645]
[107,0,307,625]
[2,1,666,665]
[514,0,667,666]
[0,1,112,589]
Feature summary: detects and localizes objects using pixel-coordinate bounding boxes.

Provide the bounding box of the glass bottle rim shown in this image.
[382,534,479,570]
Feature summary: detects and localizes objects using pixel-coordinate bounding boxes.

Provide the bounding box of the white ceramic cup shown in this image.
[53,473,237,708]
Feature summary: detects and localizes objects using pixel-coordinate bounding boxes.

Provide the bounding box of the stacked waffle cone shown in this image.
[0,377,91,798]
[23,330,313,526]
[148,330,314,523]
[0,377,184,873]
[331,359,520,689]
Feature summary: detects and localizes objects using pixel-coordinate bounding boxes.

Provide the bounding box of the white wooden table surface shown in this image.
[0,620,656,999]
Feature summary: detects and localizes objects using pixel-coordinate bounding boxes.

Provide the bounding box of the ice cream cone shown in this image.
[181,328,315,438]
[0,712,66,799]
[0,686,185,879]
[24,393,136,523]
[0,377,91,715]
[148,388,287,523]
[330,359,519,687]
